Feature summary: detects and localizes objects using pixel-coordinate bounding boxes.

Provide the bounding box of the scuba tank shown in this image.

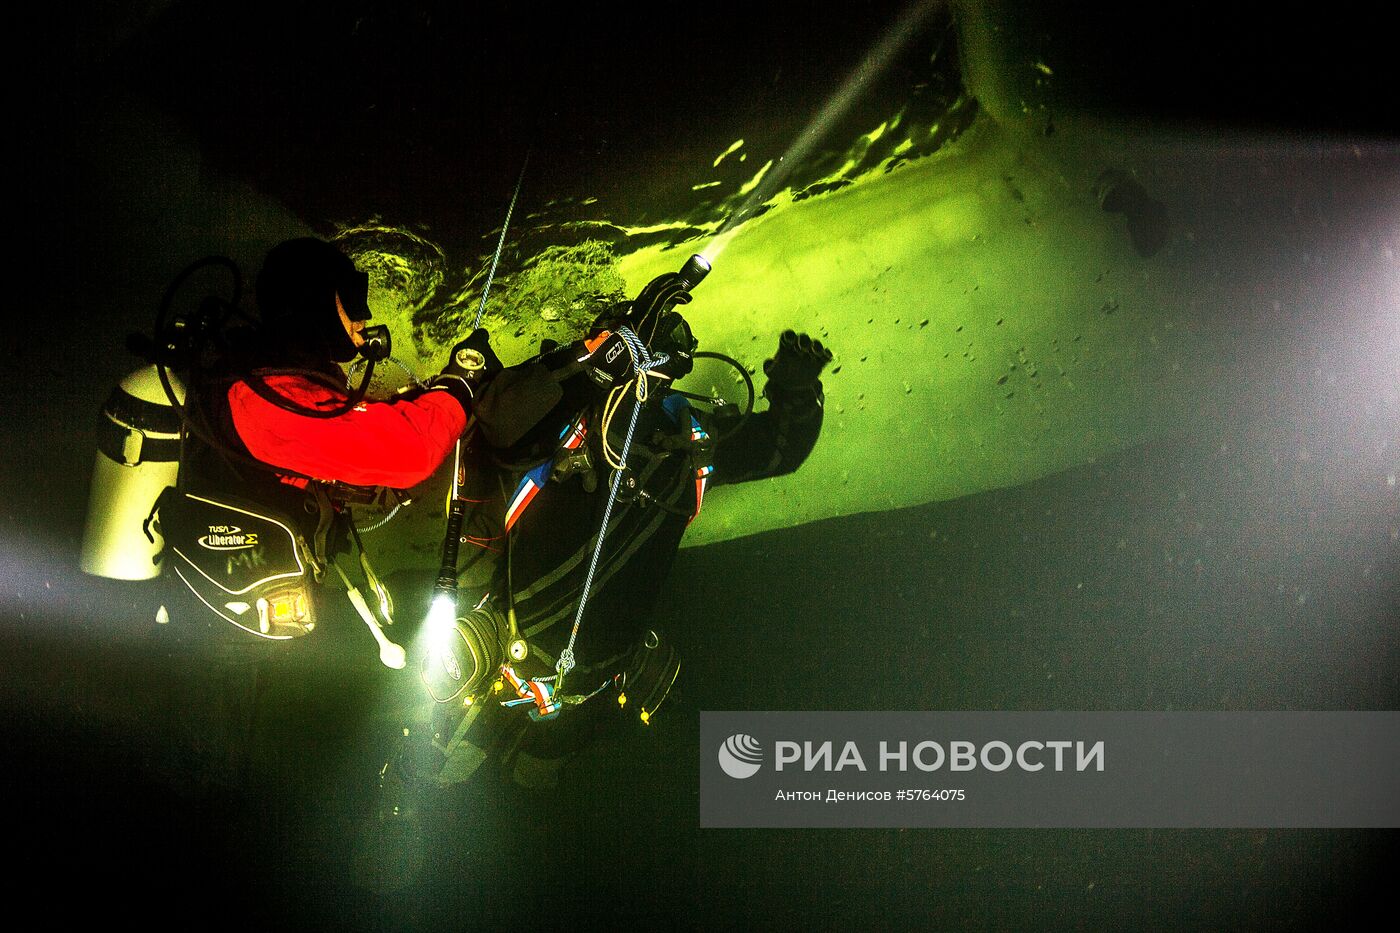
[80,365,186,580]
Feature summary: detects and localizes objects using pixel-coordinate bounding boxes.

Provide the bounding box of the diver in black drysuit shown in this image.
[410,320,832,790]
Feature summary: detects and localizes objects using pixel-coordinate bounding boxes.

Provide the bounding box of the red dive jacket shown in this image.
[227,375,467,489]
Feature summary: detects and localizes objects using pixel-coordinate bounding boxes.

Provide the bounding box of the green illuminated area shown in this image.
[617,118,1223,547]
[339,109,1233,563]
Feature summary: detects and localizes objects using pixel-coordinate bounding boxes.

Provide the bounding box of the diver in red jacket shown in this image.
[181,237,615,578]
[219,237,480,490]
[180,238,498,576]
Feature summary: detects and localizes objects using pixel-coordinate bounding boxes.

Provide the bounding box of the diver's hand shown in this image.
[573,330,634,388]
[763,330,832,395]
[429,328,503,408]
[588,300,633,335]
[443,328,502,381]
[645,310,696,380]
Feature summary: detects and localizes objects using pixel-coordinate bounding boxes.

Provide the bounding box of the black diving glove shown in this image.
[763,330,833,402]
[645,310,697,380]
[567,308,697,386]
[572,330,634,388]
[428,328,503,409]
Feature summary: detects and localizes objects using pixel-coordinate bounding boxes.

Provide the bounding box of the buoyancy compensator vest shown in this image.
[85,253,407,661]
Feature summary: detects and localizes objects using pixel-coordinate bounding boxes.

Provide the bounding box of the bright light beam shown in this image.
[424,592,459,652]
[704,0,943,262]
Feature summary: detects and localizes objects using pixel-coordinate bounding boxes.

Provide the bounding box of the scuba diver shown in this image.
[88,237,743,658]
[405,254,833,791]
[212,237,478,491]
[97,238,500,658]
[87,235,830,799]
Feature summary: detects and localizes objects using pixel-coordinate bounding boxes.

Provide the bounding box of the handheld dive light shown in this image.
[676,254,711,291]
[630,254,711,339]
[428,442,469,634]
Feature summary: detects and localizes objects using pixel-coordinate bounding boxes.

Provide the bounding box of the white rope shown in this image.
[354,501,402,533]
[472,154,530,332]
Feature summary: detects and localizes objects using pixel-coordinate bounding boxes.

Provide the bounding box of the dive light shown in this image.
[429,444,469,632]
[676,254,711,291]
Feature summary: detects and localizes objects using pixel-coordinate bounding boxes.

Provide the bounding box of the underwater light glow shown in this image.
[425,593,458,652]
[714,0,942,239]
[698,227,739,265]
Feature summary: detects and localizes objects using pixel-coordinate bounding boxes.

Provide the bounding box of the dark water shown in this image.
[6,392,1395,926]
[7,1,1399,927]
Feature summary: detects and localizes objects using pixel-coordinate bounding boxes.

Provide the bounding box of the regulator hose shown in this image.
[150,256,250,464]
[673,350,755,443]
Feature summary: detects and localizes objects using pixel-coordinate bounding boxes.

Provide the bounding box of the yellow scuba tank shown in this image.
[80,365,185,580]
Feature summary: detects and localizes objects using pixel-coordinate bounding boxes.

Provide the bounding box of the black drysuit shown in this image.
[423,363,825,785]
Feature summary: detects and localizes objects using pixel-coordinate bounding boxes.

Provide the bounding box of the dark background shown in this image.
[21,0,1400,243]
[5,1,1398,927]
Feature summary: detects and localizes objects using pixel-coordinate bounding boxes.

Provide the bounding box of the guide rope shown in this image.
[554,327,669,688]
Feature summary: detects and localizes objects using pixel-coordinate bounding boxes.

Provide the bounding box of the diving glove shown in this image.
[573,330,634,388]
[429,328,502,409]
[568,307,698,386]
[645,310,696,380]
[763,330,832,404]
